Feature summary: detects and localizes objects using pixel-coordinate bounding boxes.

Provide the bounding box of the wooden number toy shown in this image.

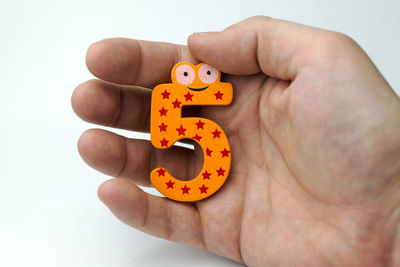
[150,62,233,202]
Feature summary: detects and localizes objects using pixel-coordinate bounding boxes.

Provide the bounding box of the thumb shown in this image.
[188,16,324,80]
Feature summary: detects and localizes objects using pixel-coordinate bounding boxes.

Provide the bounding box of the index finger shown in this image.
[86,38,197,87]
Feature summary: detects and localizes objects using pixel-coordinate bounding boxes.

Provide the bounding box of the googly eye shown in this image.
[198,64,219,84]
[175,64,195,85]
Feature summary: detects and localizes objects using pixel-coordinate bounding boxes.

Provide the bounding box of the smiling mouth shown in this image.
[187,86,209,91]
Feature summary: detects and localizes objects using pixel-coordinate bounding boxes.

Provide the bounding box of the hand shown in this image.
[72,16,400,266]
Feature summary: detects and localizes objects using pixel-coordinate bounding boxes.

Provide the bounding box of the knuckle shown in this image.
[327,32,358,50]
[315,31,360,57]
[298,31,362,67]
[245,15,273,28]
[248,15,272,22]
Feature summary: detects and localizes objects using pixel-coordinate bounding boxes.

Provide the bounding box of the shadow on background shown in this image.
[137,241,244,267]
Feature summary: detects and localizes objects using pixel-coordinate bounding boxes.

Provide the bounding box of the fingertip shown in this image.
[77,129,100,163]
[77,129,125,176]
[187,32,223,70]
[187,32,213,53]
[187,27,260,75]
[187,33,210,56]
[72,79,120,126]
[71,81,83,116]
[86,38,140,84]
[85,39,108,78]
[71,80,97,113]
[97,178,147,225]
[98,178,127,205]
[188,31,218,39]
[98,178,143,202]
[97,178,118,205]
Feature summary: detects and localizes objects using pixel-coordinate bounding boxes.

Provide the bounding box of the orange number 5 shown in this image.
[150,62,233,201]
[150,62,233,202]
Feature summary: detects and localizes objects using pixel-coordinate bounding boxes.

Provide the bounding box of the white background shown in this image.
[0,0,399,266]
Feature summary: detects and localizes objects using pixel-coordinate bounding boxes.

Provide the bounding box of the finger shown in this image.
[72,79,151,132]
[188,16,328,80]
[72,79,203,132]
[86,38,196,87]
[78,129,203,186]
[98,178,205,249]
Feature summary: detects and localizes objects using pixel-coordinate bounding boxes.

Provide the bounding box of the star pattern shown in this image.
[192,133,202,141]
[216,167,226,176]
[158,122,167,132]
[181,185,190,194]
[202,170,211,180]
[160,138,169,147]
[153,79,232,200]
[157,168,166,177]
[221,148,230,158]
[212,129,221,138]
[195,120,205,129]
[165,179,174,189]
[199,184,208,194]
[176,125,187,136]
[161,90,170,99]
[172,99,181,109]
[214,90,224,100]
[159,107,168,116]
[184,91,194,101]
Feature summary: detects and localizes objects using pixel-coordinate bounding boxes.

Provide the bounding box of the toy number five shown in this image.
[150,62,233,202]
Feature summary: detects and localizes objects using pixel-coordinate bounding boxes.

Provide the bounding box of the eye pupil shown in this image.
[207,70,211,75]
[183,72,188,76]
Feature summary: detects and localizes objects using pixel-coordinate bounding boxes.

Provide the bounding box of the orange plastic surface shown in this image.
[150,62,233,202]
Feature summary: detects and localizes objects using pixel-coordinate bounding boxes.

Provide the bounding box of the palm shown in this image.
[73,17,400,267]
[181,62,400,265]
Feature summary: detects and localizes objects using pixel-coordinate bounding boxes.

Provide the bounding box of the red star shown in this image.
[214,90,224,100]
[165,179,174,189]
[161,89,170,99]
[206,148,213,157]
[184,91,194,101]
[159,107,168,116]
[216,167,226,176]
[212,129,221,138]
[176,125,187,136]
[192,133,202,141]
[160,138,169,147]
[181,185,190,194]
[157,168,166,177]
[199,184,208,194]
[158,122,167,132]
[195,120,205,129]
[202,171,211,180]
[172,98,181,109]
[221,148,230,158]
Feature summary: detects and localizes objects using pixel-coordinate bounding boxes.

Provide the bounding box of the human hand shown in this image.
[72,17,400,266]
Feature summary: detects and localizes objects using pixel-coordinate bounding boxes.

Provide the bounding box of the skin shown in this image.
[72,16,400,266]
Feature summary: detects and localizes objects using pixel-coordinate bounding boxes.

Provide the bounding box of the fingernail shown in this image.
[192,31,218,36]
